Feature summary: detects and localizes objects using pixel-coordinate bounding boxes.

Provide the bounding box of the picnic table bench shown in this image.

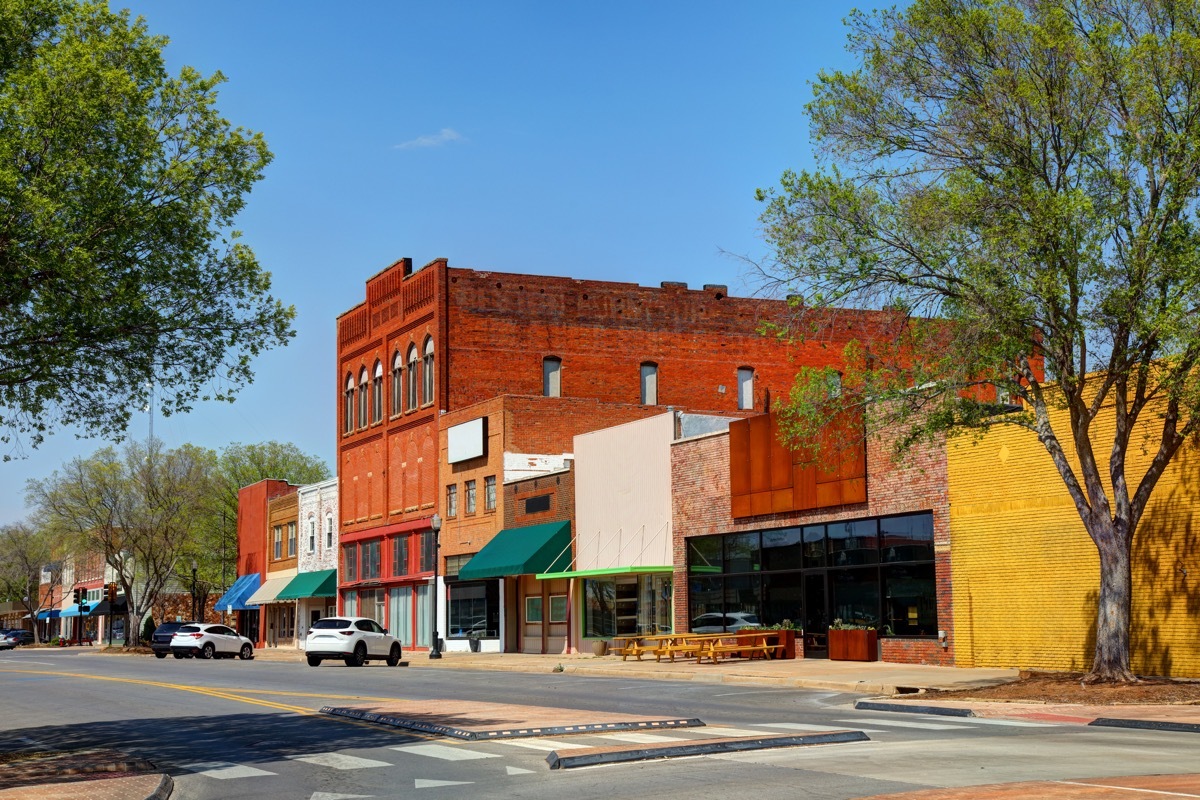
[611,634,674,661]
[698,631,778,664]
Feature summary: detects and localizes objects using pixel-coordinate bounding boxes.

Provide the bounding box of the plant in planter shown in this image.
[827,618,878,662]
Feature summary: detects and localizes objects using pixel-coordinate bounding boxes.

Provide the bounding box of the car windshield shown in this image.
[176,625,201,634]
[311,618,350,630]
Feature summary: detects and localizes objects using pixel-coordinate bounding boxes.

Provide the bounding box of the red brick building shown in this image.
[336,257,901,653]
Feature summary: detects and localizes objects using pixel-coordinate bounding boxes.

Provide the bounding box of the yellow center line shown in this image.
[0,668,440,740]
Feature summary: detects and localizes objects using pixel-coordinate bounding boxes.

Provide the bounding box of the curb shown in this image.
[319,706,703,740]
[545,730,870,769]
[1089,718,1200,734]
[854,700,975,717]
[145,773,174,800]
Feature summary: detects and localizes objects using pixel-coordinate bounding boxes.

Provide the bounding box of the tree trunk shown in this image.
[1087,523,1136,683]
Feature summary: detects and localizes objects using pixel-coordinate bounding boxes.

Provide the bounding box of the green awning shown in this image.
[276,569,338,600]
[536,565,673,580]
[458,521,572,580]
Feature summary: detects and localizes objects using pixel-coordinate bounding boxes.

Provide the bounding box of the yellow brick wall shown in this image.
[948,397,1200,677]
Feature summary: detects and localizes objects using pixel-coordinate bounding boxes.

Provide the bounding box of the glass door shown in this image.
[804,573,828,657]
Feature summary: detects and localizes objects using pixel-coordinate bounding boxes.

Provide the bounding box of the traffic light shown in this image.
[72,587,81,605]
[106,582,117,604]
[79,590,89,612]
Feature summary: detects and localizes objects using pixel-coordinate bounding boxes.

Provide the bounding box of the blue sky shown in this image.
[1,1,886,524]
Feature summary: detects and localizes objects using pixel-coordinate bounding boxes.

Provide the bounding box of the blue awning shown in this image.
[36,609,61,621]
[59,604,83,618]
[214,574,261,612]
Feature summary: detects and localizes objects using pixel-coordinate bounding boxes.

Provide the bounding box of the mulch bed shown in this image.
[922,671,1200,705]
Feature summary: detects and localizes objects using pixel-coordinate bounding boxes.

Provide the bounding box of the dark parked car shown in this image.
[0,629,35,649]
[150,621,191,658]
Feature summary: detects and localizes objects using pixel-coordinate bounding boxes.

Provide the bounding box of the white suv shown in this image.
[169,623,255,660]
[305,616,403,667]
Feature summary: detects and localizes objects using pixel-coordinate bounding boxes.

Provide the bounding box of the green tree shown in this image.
[0,0,293,455]
[27,439,217,645]
[0,521,64,641]
[756,0,1200,682]
[192,441,331,600]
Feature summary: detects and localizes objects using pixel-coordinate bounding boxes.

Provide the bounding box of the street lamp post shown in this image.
[429,513,442,659]
[190,559,198,622]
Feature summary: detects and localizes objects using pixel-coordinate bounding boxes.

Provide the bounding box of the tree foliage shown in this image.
[0,521,63,640]
[756,0,1200,681]
[0,0,293,455]
[27,439,216,645]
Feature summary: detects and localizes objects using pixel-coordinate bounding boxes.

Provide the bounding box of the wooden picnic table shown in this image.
[610,633,675,661]
[611,630,788,664]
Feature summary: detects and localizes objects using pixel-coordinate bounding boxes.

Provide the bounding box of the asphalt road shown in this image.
[2,648,1198,799]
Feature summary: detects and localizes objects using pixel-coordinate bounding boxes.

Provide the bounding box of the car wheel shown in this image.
[386,643,401,667]
[155,652,167,659]
[306,655,322,667]
[239,644,253,660]
[200,642,215,660]
[345,642,367,667]
[172,652,185,659]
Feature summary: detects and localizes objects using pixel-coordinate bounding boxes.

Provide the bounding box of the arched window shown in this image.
[406,344,419,411]
[737,367,754,410]
[371,360,383,424]
[391,351,403,416]
[543,356,562,398]
[343,374,355,434]
[422,337,435,407]
[358,368,369,429]
[640,362,658,405]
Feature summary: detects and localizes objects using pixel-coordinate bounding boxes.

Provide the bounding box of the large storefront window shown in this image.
[684,512,937,638]
[583,574,672,637]
[448,580,499,638]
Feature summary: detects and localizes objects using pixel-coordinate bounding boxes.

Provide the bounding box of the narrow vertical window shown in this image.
[371,360,383,423]
[737,367,754,411]
[484,475,496,511]
[465,479,477,514]
[827,371,842,398]
[273,526,282,560]
[358,368,369,428]
[391,351,403,415]
[423,336,435,406]
[640,362,658,405]
[446,484,458,517]
[325,514,334,548]
[287,521,297,557]
[407,345,419,411]
[308,519,316,553]
[543,356,562,398]
[344,375,355,434]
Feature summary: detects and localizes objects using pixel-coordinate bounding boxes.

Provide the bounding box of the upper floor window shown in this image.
[407,344,419,411]
[287,521,297,557]
[392,535,409,577]
[343,543,358,581]
[446,484,458,518]
[358,368,369,428]
[484,475,496,511]
[737,367,754,410]
[640,362,658,405]
[308,518,316,553]
[827,370,842,399]
[422,337,435,406]
[465,479,477,514]
[419,529,435,573]
[343,375,355,434]
[361,540,381,580]
[371,360,383,424]
[273,526,282,560]
[325,514,334,549]
[391,351,403,416]
[543,356,562,398]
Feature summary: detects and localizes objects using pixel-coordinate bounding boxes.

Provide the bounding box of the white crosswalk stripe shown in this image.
[837,717,973,731]
[594,732,690,744]
[290,753,393,769]
[684,726,783,737]
[758,722,888,734]
[941,717,1057,727]
[392,743,502,761]
[492,737,589,751]
[183,761,277,779]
